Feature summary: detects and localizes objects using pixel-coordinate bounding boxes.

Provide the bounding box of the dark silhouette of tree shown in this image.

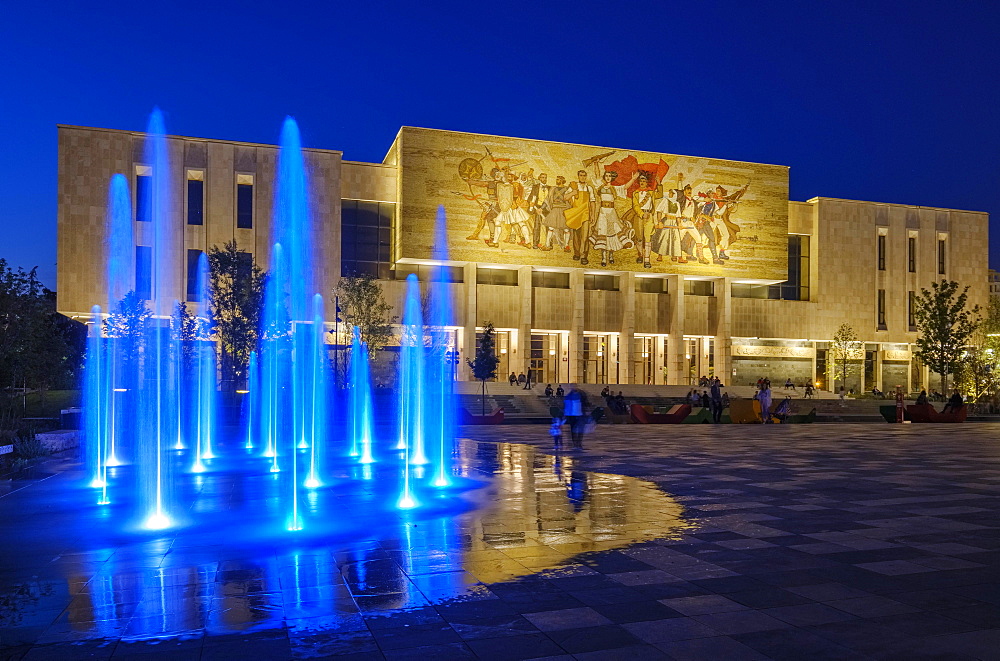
[467,322,500,416]
[207,241,266,392]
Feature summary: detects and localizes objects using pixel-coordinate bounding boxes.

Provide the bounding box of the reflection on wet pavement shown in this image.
[0,439,688,655]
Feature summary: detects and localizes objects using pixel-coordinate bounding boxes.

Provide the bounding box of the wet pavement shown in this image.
[1,424,999,659]
[0,437,687,659]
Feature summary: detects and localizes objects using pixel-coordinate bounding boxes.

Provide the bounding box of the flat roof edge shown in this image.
[56,124,343,155]
[803,196,988,216]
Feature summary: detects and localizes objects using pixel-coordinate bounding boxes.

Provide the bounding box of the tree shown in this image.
[913,279,981,395]
[829,323,862,391]
[335,274,395,362]
[172,302,211,367]
[207,240,266,391]
[955,297,1000,408]
[0,260,83,421]
[467,322,500,416]
[104,291,152,383]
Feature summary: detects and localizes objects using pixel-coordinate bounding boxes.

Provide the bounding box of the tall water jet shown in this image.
[137,107,177,531]
[265,117,325,530]
[397,274,425,509]
[427,206,456,487]
[105,174,133,467]
[245,351,258,450]
[192,253,216,468]
[304,294,327,489]
[349,327,375,466]
[84,306,108,501]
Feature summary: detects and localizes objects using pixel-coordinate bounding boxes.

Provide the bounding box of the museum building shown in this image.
[56,125,989,391]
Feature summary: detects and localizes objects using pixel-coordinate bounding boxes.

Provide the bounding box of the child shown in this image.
[548,403,564,450]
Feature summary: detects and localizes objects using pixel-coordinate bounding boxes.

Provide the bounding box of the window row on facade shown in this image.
[134,168,254,229]
[876,230,948,275]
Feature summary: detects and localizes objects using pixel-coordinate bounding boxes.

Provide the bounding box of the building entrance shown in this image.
[582,334,610,384]
[529,333,563,386]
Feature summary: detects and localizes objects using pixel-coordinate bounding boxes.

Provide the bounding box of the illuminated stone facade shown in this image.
[56,125,989,390]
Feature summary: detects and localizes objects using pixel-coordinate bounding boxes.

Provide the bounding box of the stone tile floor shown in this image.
[1,423,1000,659]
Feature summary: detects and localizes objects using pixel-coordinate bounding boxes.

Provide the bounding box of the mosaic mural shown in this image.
[395,127,790,279]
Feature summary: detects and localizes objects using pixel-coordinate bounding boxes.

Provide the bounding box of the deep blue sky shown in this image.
[2,0,998,288]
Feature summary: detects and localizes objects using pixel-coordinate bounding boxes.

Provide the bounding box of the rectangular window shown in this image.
[877,288,887,329]
[340,199,394,278]
[636,277,666,294]
[186,249,204,301]
[683,279,714,296]
[394,264,464,282]
[135,246,152,299]
[877,233,886,271]
[584,274,619,291]
[135,173,152,222]
[938,238,946,275]
[187,179,204,225]
[907,236,916,273]
[532,271,570,289]
[908,291,916,329]
[477,268,518,286]
[236,183,253,229]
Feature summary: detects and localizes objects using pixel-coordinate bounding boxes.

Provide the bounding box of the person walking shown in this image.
[838,385,846,406]
[564,385,589,451]
[710,377,724,423]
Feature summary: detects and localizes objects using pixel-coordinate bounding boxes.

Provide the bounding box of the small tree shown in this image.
[829,323,862,391]
[207,240,266,392]
[954,297,1000,408]
[913,279,981,395]
[104,291,152,380]
[467,322,500,416]
[335,273,395,362]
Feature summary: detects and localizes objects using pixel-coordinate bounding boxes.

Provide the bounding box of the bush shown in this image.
[13,434,48,460]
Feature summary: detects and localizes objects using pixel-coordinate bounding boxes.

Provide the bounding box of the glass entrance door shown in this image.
[530,333,561,386]
[583,335,609,384]
[633,336,653,385]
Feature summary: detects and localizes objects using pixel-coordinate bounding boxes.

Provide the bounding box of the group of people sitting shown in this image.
[600,386,629,414]
[915,389,967,412]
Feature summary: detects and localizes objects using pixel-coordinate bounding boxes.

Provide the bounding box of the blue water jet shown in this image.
[427,206,456,487]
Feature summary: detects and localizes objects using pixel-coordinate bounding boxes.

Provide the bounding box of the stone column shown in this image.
[619,272,635,385]
[569,269,585,383]
[714,277,732,382]
[875,345,883,392]
[517,266,533,377]
[655,335,666,385]
[460,263,477,381]
[666,275,686,384]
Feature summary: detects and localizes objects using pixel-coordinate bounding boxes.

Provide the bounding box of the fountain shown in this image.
[80,110,463,537]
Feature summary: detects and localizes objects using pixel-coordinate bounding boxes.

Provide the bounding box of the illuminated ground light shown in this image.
[287,517,303,531]
[304,476,321,489]
[432,474,452,488]
[397,494,418,509]
[105,456,122,467]
[142,512,172,530]
[89,478,106,489]
[270,465,281,473]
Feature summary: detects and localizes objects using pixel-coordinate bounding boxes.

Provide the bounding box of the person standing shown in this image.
[759,380,772,423]
[564,385,589,450]
[540,175,572,251]
[710,377,724,423]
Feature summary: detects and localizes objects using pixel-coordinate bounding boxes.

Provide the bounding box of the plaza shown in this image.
[2,424,999,660]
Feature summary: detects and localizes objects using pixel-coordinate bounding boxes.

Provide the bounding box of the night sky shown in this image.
[3,0,998,288]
